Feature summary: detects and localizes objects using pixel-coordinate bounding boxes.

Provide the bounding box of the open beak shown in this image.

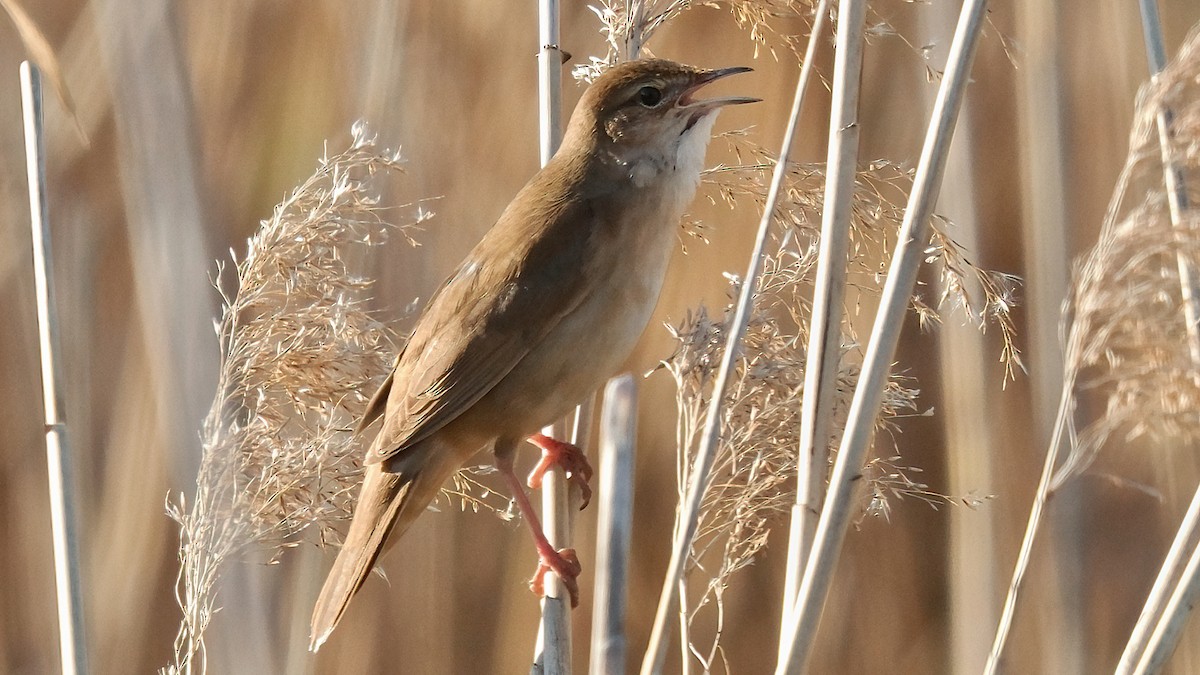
[679,66,760,109]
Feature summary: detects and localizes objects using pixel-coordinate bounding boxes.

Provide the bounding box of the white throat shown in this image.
[623,110,720,219]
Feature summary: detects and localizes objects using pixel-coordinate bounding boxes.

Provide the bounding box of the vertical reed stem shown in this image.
[20,60,90,675]
[589,376,637,675]
[530,2,573,673]
[637,1,833,669]
[778,2,988,671]
[775,1,833,651]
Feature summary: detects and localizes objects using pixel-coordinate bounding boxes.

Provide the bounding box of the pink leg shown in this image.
[526,433,594,509]
[496,455,581,607]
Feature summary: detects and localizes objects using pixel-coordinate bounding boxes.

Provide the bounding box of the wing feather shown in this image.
[366,164,598,464]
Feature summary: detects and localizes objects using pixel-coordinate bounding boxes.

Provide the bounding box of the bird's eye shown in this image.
[637,85,664,108]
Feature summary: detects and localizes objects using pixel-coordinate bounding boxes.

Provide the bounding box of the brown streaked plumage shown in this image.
[310,58,756,651]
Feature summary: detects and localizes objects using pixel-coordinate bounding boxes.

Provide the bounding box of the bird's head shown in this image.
[565,59,758,177]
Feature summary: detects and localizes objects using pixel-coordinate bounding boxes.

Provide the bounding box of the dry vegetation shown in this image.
[3,1,1200,674]
[164,126,423,672]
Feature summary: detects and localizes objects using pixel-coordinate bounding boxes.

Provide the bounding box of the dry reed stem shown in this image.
[779,2,989,670]
[661,53,1015,675]
[531,1,573,671]
[21,60,89,675]
[669,68,1014,675]
[590,376,638,675]
[667,162,995,671]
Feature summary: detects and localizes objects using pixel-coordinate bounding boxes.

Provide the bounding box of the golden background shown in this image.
[2,1,1199,673]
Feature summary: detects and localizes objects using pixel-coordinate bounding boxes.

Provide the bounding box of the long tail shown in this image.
[309,458,425,651]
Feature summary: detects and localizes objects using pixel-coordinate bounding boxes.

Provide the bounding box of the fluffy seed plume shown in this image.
[1050,24,1200,487]
[163,123,430,674]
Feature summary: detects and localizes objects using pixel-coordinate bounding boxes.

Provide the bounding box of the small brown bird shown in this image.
[309,58,756,650]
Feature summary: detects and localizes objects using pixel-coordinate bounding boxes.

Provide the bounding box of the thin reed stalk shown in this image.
[20,59,89,675]
[790,0,863,613]
[638,2,833,670]
[1134,540,1200,673]
[983,377,1073,675]
[1012,2,1079,670]
[775,0,832,650]
[777,2,989,671]
[531,1,574,672]
[590,376,637,675]
[1116,3,1200,672]
[1121,488,1200,673]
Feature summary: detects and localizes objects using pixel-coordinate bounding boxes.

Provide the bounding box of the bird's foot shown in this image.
[526,433,594,509]
[529,546,581,608]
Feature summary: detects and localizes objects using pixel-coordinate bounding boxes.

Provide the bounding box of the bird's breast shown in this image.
[477,192,682,438]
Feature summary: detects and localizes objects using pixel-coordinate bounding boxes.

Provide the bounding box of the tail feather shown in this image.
[309,463,416,651]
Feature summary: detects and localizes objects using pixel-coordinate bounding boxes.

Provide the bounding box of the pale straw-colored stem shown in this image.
[531,1,573,672]
[1122,488,1200,674]
[777,2,989,671]
[590,376,637,675]
[791,0,862,609]
[1134,539,1200,674]
[1138,0,1199,359]
[1009,0,1081,670]
[537,0,563,167]
[984,376,1074,674]
[20,60,90,675]
[638,1,836,671]
[1115,3,1200,672]
[775,1,833,653]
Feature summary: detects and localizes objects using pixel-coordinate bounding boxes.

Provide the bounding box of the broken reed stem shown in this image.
[20,60,90,675]
[777,2,988,672]
[637,3,834,671]
[1116,3,1200,672]
[776,0,832,653]
[590,376,637,675]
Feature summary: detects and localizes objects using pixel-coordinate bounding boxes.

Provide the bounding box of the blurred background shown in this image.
[2,0,1200,673]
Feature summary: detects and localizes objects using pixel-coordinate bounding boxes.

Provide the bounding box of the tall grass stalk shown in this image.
[789,0,865,623]
[1122,489,1200,673]
[1134,539,1200,673]
[590,376,637,675]
[531,1,574,672]
[20,59,89,675]
[638,2,832,670]
[1013,2,1078,670]
[781,0,872,665]
[777,2,989,671]
[1116,3,1200,672]
[775,0,832,650]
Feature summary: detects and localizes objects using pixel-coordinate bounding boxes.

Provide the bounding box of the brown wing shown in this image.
[366,162,599,464]
[353,354,397,436]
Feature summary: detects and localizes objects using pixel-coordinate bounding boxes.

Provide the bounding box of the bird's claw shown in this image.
[526,434,594,509]
[529,547,581,608]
